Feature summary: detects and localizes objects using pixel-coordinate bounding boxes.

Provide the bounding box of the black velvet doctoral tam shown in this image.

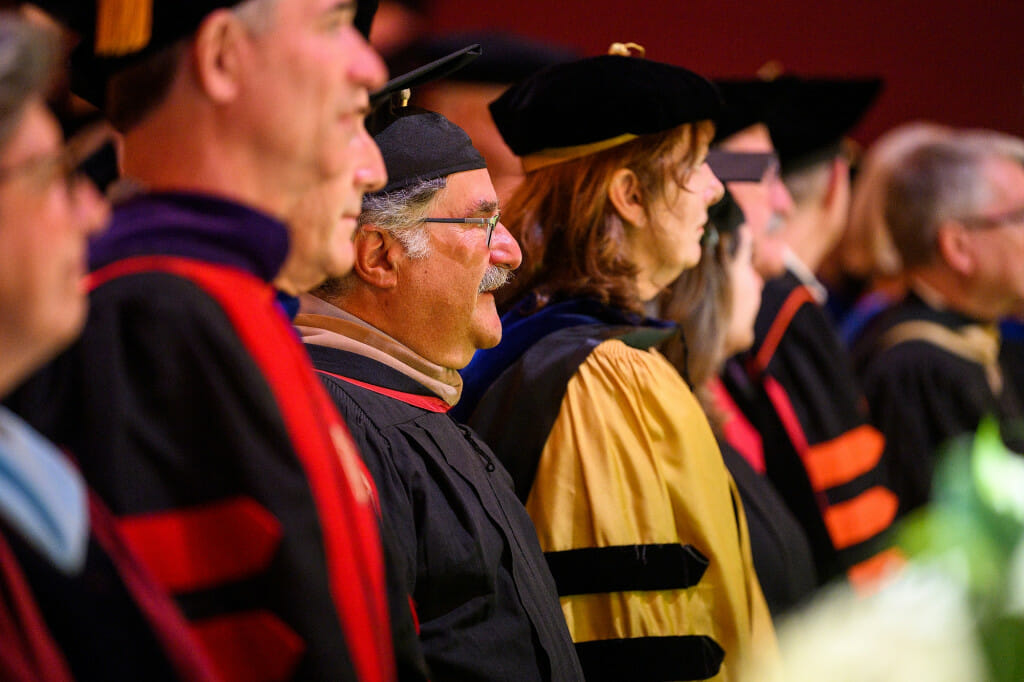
[490,55,722,156]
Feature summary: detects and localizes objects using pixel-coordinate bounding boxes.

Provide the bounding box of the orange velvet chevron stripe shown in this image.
[752,285,815,375]
[803,425,886,492]
[823,487,899,550]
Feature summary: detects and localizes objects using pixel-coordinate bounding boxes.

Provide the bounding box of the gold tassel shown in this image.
[756,60,785,81]
[607,42,645,58]
[95,0,153,57]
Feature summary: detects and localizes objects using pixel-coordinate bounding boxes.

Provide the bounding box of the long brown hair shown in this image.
[500,120,714,313]
[660,227,739,432]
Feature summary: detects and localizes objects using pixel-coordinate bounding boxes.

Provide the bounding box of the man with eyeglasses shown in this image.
[708,79,796,280]
[705,77,901,594]
[853,129,1024,516]
[294,102,584,682]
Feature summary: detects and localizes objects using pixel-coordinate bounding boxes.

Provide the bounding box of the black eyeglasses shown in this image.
[0,124,115,195]
[418,211,500,247]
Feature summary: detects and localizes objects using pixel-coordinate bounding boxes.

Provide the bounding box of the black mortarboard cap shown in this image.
[371,106,486,194]
[388,32,578,86]
[354,0,378,39]
[711,78,794,143]
[766,76,883,175]
[370,43,481,111]
[490,54,721,166]
[33,0,378,108]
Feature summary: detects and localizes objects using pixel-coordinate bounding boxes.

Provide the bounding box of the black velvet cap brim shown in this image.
[767,77,883,175]
[32,0,234,107]
[370,43,482,111]
[371,106,487,194]
[490,55,722,157]
[387,32,578,86]
[712,78,794,143]
[36,0,378,109]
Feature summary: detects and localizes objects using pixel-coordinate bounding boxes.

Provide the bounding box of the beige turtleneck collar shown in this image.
[295,295,464,407]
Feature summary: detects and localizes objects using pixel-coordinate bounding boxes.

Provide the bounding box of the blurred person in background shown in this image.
[712,77,901,589]
[853,129,1024,516]
[5,1,402,679]
[0,15,217,680]
[660,190,818,618]
[824,121,953,344]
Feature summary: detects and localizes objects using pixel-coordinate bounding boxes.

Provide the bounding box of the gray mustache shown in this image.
[479,266,514,293]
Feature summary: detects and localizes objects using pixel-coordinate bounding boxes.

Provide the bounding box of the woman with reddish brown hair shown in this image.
[456,49,778,682]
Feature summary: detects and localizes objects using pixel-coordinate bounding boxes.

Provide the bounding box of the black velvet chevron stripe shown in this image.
[575,635,725,681]
[545,544,709,596]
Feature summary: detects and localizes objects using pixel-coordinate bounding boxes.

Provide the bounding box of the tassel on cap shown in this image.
[607,42,645,58]
[95,0,153,57]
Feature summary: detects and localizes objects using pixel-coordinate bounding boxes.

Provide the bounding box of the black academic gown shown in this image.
[7,193,396,682]
[305,344,584,682]
[722,270,900,585]
[853,291,1024,515]
[718,440,817,617]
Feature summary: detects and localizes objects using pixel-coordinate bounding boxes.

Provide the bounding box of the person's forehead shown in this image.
[272,0,357,23]
[718,123,774,154]
[985,156,1024,198]
[436,167,497,215]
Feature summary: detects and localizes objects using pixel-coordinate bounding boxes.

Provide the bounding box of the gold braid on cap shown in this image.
[607,42,645,57]
[96,0,153,56]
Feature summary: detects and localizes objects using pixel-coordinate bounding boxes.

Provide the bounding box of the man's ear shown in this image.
[936,220,975,275]
[607,167,647,228]
[823,157,851,210]
[352,226,401,288]
[191,10,246,103]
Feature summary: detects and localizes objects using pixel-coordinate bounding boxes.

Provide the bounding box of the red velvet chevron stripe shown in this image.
[116,497,281,594]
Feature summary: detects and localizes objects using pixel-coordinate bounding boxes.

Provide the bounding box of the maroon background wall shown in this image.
[421,0,1024,147]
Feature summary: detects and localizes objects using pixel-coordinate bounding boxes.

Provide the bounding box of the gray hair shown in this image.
[232,0,279,34]
[0,15,57,150]
[310,176,446,302]
[886,129,1024,268]
[783,159,834,206]
[359,176,447,259]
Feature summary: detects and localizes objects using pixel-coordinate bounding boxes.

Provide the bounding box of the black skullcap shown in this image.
[712,78,794,143]
[766,76,883,175]
[388,32,578,86]
[490,54,721,161]
[371,105,486,194]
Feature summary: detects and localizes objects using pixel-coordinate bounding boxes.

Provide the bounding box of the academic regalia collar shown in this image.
[275,291,301,321]
[0,407,88,575]
[783,247,828,304]
[455,293,675,421]
[295,295,463,407]
[89,191,290,283]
